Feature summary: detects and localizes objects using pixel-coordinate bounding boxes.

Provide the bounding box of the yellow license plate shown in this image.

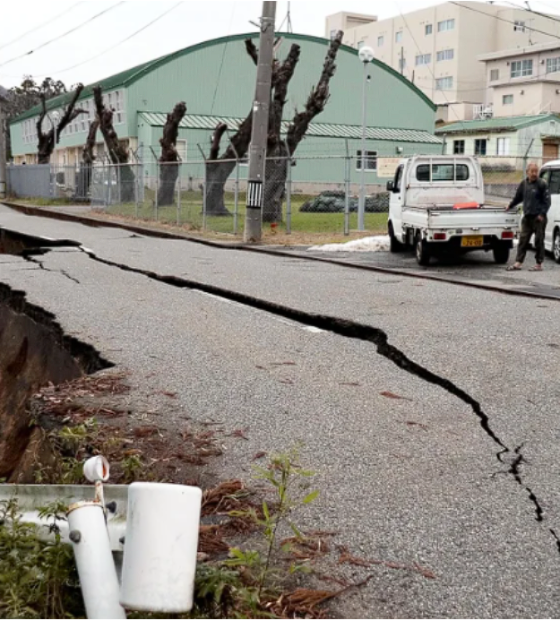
[461,236,484,248]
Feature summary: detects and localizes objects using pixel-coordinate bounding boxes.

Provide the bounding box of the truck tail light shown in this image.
[501,231,515,240]
[434,233,447,241]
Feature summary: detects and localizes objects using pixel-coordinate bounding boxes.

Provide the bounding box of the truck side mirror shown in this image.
[386,181,395,192]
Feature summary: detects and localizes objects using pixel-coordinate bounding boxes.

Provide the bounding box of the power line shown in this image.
[449,2,560,42]
[0,2,126,69]
[394,1,465,123]
[31,2,183,78]
[497,0,560,26]
[0,2,83,52]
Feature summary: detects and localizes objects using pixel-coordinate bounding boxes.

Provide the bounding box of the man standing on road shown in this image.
[507,163,551,272]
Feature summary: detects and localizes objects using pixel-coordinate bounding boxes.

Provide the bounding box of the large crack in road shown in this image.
[1,226,557,556]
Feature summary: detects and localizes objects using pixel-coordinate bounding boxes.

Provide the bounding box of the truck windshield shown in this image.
[416,164,470,182]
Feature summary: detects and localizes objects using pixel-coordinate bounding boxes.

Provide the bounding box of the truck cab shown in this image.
[387,156,519,266]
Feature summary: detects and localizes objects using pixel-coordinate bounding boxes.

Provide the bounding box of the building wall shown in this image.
[126,34,436,136]
[325,12,377,43]
[11,89,127,160]
[326,1,560,116]
[484,46,560,116]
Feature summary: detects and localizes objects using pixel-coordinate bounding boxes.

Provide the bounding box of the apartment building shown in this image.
[326,2,559,121]
[480,42,560,118]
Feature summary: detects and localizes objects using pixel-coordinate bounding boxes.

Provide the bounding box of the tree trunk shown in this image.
[76,119,99,200]
[37,83,85,164]
[205,159,237,215]
[263,143,288,223]
[93,86,136,203]
[158,102,187,206]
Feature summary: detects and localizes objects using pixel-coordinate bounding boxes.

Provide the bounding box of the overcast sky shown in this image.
[0,0,558,89]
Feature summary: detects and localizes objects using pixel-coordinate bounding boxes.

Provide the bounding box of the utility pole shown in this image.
[0,86,8,200]
[244,1,276,243]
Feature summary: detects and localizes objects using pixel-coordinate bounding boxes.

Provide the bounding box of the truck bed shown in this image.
[402,205,518,230]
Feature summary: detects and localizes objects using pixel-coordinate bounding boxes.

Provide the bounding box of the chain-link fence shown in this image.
[8,153,542,237]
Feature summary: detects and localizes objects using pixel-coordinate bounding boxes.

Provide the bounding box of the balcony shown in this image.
[473,104,494,120]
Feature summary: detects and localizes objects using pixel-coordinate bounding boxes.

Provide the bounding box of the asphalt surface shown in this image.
[2,204,560,618]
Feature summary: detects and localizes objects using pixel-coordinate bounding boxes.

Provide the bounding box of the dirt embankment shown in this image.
[0,282,111,480]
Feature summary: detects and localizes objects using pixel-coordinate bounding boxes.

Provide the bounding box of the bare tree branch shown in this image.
[269,43,301,146]
[286,31,343,154]
[210,123,228,160]
[83,119,99,165]
[159,101,187,163]
[245,38,259,65]
[56,83,85,137]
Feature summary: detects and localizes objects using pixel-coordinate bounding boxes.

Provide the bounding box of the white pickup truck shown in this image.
[387,156,519,266]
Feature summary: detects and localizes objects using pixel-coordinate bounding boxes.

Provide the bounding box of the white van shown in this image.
[539,160,560,263]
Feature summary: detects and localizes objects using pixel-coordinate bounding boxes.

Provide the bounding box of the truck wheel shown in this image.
[415,234,431,266]
[554,229,560,265]
[388,222,403,253]
[493,242,510,265]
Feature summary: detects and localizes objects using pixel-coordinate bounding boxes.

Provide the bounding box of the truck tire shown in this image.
[493,242,510,265]
[415,233,431,266]
[388,222,403,253]
[554,229,560,265]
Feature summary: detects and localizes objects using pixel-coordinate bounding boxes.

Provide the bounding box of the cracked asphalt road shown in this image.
[2,204,560,618]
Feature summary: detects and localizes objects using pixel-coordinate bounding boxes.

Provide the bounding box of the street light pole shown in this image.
[358,46,374,232]
[244,1,277,243]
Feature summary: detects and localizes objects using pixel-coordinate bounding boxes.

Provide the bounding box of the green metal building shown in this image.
[10,32,441,186]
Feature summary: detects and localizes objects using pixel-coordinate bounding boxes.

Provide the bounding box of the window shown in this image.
[395,31,403,43]
[511,59,533,78]
[437,49,454,62]
[377,35,384,47]
[425,24,433,35]
[475,139,487,156]
[416,164,469,182]
[490,69,500,81]
[514,20,526,32]
[176,140,187,162]
[357,40,365,49]
[416,54,431,66]
[453,140,465,154]
[497,137,510,156]
[502,94,514,105]
[356,150,378,171]
[436,76,454,90]
[394,165,404,191]
[549,169,560,194]
[547,57,560,74]
[330,30,337,40]
[438,19,455,32]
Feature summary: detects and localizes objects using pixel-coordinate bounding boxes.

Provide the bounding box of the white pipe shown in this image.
[68,502,127,620]
[120,483,202,614]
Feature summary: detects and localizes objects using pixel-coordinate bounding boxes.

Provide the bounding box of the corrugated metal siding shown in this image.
[138,112,441,144]
[127,34,436,135]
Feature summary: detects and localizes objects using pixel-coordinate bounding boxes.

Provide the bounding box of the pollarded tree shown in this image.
[36,83,85,164]
[206,31,344,222]
[93,85,136,203]
[205,39,301,216]
[158,102,187,206]
[76,117,100,199]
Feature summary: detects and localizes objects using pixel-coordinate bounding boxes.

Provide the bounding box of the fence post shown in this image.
[286,147,292,236]
[344,139,351,236]
[226,135,241,236]
[177,162,182,226]
[197,144,208,232]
